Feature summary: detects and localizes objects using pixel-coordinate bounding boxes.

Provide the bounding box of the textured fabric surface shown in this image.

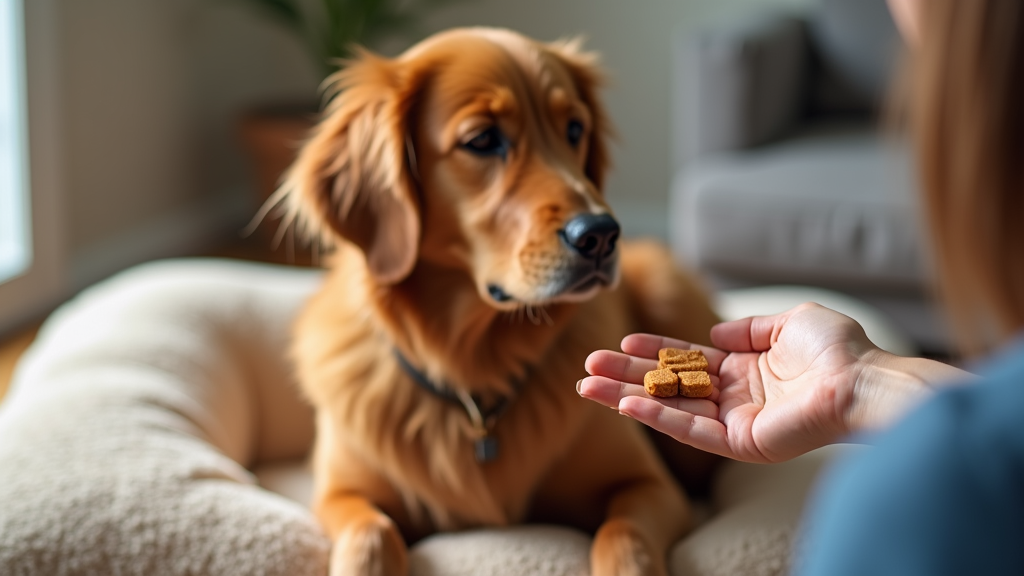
[0,259,851,575]
[807,0,901,113]
[672,129,925,293]
[678,12,806,159]
[411,526,591,576]
[0,259,330,576]
[673,446,858,576]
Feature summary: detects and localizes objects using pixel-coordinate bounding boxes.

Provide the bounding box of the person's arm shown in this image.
[846,350,974,433]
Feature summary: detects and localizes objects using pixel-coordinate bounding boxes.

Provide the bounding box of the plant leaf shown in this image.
[241,0,304,33]
[237,0,480,75]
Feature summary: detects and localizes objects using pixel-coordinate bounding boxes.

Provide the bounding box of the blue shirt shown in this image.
[796,337,1024,575]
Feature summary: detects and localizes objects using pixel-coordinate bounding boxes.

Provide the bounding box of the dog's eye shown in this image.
[462,127,507,158]
[566,120,585,148]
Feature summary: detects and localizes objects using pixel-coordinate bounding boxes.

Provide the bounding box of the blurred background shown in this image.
[1,0,950,367]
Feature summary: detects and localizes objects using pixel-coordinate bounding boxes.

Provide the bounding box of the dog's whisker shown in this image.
[270,209,297,250]
[540,306,554,326]
[241,186,289,239]
[527,304,541,326]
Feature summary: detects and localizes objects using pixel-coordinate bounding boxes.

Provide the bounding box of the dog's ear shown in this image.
[547,39,614,191]
[279,50,421,284]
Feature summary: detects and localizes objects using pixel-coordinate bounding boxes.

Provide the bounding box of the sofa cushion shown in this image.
[672,128,927,293]
[678,13,807,157]
[808,0,903,113]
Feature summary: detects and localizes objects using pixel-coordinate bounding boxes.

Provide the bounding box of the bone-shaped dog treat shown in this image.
[657,348,709,372]
[677,370,713,398]
[643,368,679,397]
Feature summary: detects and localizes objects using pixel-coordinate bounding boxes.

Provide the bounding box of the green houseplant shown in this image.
[241,0,465,77]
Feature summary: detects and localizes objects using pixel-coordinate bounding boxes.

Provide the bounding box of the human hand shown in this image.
[580,303,900,463]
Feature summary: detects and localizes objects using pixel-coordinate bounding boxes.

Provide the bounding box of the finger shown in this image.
[584,350,658,383]
[577,375,642,409]
[709,317,757,352]
[619,333,728,373]
[663,394,720,420]
[616,396,744,460]
[710,308,803,353]
[578,376,721,419]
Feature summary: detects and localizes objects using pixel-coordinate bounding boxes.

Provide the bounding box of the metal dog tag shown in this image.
[475,436,499,463]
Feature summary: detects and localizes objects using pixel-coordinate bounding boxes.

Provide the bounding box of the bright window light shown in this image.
[0,0,30,285]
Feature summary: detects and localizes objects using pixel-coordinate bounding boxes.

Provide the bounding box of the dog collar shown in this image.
[393,349,519,463]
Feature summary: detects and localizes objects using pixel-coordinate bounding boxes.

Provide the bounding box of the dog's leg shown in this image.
[317,492,409,576]
[590,478,688,576]
[532,408,689,576]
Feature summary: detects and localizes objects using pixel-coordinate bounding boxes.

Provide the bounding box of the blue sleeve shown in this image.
[795,358,1024,575]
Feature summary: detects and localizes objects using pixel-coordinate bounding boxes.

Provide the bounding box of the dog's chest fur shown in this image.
[294,247,633,537]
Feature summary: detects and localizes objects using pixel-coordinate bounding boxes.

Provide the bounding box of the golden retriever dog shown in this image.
[275,27,720,576]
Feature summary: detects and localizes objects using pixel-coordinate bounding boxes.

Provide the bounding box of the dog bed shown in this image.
[0,259,881,576]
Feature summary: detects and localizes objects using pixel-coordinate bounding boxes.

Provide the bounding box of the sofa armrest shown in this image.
[674,13,808,161]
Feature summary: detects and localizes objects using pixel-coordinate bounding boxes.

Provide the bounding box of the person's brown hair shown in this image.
[912,0,1024,354]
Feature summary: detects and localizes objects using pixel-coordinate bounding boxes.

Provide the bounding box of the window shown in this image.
[0,0,66,332]
[0,0,29,285]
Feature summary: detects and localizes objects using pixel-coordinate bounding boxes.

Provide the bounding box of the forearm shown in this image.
[847,350,977,434]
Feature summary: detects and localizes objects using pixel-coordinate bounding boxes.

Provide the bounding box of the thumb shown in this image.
[710,306,808,352]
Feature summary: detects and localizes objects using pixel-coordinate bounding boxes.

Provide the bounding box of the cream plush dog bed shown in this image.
[0,259,885,576]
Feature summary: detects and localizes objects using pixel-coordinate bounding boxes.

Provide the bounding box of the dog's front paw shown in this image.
[590,518,668,576]
[329,515,408,576]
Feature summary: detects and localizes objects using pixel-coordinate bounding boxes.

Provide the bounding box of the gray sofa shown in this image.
[669,0,952,354]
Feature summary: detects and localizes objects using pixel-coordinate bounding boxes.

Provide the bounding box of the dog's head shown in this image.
[280,27,619,310]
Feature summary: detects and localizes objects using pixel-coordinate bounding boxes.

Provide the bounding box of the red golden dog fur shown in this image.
[276,27,720,576]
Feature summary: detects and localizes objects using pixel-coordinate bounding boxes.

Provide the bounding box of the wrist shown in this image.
[846,350,940,434]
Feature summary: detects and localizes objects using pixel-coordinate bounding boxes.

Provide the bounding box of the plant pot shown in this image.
[238,102,320,207]
[236,103,320,262]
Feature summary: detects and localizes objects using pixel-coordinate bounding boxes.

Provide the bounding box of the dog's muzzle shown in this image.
[485,213,622,305]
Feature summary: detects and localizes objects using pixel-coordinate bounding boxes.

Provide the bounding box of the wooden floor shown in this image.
[0,234,318,403]
[0,325,40,402]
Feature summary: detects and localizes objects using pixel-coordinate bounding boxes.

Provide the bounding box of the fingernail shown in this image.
[575,379,583,395]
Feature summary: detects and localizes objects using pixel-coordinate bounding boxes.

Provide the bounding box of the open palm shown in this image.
[581,304,881,463]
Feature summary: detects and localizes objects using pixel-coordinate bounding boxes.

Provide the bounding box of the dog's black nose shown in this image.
[560,213,620,261]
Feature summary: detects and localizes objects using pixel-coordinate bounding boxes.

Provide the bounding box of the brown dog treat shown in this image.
[643,369,679,398]
[658,358,710,373]
[677,371,713,398]
[657,348,688,362]
[658,348,709,372]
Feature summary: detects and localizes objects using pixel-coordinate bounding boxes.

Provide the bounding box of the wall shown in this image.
[56,0,321,289]
[51,0,813,290]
